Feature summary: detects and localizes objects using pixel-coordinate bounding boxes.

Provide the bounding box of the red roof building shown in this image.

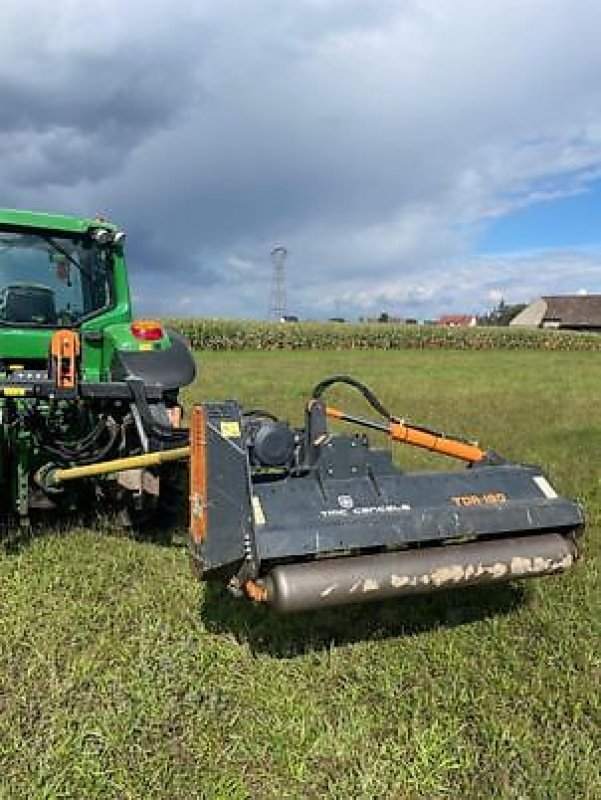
[437,314,477,327]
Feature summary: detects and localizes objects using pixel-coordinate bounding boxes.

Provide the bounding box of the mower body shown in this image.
[189,401,584,612]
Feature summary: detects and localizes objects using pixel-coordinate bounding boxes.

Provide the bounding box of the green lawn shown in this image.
[1,350,599,799]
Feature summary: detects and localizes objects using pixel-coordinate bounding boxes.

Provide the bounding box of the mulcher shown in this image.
[0,208,584,612]
[188,376,584,612]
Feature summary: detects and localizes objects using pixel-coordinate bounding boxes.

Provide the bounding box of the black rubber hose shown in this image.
[36,419,120,465]
[311,375,393,420]
[46,418,108,456]
[243,409,279,422]
[28,414,108,461]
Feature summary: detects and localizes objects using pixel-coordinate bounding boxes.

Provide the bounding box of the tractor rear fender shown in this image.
[107,326,196,391]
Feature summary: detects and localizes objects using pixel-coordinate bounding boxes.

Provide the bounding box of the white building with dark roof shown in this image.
[510,295,601,331]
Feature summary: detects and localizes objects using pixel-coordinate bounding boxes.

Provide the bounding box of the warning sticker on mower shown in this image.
[320,503,410,519]
[220,421,241,439]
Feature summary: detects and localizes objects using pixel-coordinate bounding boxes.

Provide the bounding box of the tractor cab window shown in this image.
[0,231,111,326]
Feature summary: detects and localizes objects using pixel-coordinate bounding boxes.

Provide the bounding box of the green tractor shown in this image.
[0,208,195,528]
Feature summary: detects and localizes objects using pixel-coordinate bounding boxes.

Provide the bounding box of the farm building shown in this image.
[510,295,601,331]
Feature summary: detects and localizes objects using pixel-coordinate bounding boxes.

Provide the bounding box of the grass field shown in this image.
[1,349,600,799]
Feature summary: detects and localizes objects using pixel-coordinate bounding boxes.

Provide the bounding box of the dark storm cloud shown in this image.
[1,0,601,319]
[0,54,197,135]
[0,1,203,187]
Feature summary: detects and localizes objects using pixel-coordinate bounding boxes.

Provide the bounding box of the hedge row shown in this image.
[166,319,601,351]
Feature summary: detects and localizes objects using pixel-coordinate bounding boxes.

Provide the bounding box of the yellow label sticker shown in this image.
[220,420,241,438]
[451,492,507,507]
[3,387,27,397]
[139,343,153,351]
[252,495,266,526]
[9,364,25,371]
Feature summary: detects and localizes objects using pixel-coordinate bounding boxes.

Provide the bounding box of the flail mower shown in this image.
[0,209,584,613]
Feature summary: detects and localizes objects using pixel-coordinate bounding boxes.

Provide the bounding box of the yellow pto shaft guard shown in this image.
[38,447,190,488]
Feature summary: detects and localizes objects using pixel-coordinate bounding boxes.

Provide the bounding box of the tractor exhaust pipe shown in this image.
[263,533,578,613]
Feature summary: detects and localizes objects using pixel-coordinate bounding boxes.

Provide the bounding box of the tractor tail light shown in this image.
[131,320,164,341]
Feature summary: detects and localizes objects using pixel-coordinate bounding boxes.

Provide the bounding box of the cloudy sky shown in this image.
[1,0,601,320]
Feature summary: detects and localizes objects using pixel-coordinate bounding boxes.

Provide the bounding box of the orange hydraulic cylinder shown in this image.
[388,421,485,463]
[325,405,485,464]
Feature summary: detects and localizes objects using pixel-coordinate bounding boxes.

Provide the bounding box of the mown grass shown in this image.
[1,349,600,799]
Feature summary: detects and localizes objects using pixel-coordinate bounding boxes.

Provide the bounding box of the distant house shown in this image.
[437,314,477,327]
[510,295,601,331]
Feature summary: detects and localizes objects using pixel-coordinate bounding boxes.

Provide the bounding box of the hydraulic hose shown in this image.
[31,414,121,465]
[311,375,393,420]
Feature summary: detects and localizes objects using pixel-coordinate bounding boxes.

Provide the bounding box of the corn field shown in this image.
[167,319,601,351]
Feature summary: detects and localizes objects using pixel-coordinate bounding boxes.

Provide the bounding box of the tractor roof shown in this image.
[0,208,117,234]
